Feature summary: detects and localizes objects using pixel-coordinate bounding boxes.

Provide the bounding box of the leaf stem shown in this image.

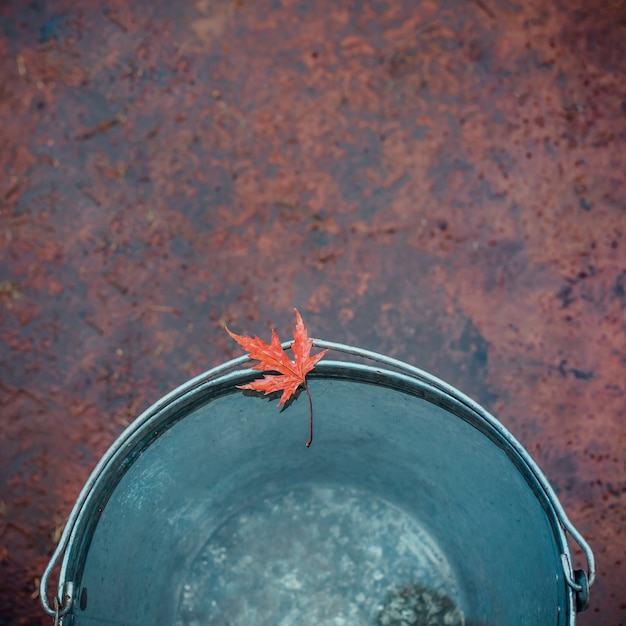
[303,379,313,447]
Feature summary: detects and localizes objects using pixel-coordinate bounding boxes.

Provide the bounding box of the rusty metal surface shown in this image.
[0,0,624,624]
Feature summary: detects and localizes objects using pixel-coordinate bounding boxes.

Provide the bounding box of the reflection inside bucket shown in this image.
[377,583,464,626]
[176,485,464,626]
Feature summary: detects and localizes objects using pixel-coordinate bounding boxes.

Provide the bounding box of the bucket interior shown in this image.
[62,364,571,625]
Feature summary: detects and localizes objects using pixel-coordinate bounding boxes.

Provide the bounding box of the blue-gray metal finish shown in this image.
[40,340,595,625]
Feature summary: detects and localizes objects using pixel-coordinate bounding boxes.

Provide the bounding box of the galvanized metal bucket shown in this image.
[41,341,594,625]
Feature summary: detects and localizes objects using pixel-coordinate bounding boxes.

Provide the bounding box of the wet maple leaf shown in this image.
[226,309,327,446]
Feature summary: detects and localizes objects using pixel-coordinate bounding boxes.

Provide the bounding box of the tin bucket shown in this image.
[41,341,594,625]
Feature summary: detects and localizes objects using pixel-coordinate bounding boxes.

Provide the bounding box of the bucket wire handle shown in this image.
[41,524,74,619]
[40,571,73,622]
[40,339,595,616]
[556,508,596,590]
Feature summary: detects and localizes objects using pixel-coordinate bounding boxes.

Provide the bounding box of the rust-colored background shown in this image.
[1,0,625,624]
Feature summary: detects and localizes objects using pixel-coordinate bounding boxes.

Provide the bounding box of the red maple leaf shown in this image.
[226,309,327,446]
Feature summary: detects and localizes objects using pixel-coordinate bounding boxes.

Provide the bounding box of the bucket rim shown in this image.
[40,339,595,620]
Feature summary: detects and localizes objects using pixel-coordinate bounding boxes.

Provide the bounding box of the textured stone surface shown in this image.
[1,0,624,624]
